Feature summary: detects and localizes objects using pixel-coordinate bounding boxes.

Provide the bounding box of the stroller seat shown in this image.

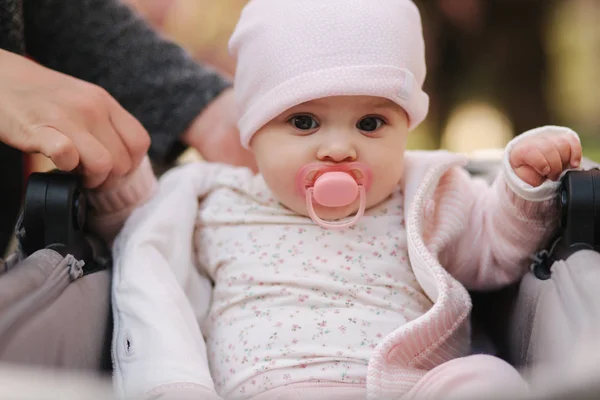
[0,155,599,399]
[466,155,600,397]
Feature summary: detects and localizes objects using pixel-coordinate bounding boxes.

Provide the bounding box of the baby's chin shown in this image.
[285,199,362,222]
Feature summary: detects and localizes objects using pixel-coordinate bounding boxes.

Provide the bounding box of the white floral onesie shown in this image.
[195,168,433,399]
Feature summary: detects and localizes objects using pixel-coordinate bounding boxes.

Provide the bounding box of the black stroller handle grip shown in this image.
[560,169,600,253]
[532,168,600,280]
[17,171,110,273]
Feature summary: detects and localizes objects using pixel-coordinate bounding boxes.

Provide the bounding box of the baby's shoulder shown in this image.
[211,164,257,187]
[212,167,274,199]
[203,167,279,208]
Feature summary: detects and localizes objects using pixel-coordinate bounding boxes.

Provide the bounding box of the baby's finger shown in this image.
[540,140,563,181]
[566,134,582,168]
[552,135,574,167]
[510,145,550,176]
[514,165,545,187]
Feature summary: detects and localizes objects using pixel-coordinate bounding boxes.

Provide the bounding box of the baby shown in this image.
[107,1,583,400]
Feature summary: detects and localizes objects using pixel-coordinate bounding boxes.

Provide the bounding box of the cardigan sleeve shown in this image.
[436,126,579,290]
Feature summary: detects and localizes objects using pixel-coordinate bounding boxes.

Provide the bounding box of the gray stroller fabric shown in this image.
[509,250,600,371]
[0,250,83,343]
[458,250,600,400]
[0,249,111,371]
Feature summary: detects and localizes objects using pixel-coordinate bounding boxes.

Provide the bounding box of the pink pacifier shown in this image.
[296,162,373,229]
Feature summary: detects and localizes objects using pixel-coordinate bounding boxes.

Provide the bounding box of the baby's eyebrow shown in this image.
[368,99,398,109]
[368,100,406,117]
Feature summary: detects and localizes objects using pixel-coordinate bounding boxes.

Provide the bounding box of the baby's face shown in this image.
[250,96,409,220]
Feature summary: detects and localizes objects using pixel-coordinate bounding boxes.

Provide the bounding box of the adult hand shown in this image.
[0,50,150,189]
[182,88,258,173]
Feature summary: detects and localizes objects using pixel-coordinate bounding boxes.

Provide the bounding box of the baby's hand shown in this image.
[509,133,582,187]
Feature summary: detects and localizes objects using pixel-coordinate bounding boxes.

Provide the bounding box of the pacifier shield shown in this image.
[313,172,358,208]
[295,162,372,229]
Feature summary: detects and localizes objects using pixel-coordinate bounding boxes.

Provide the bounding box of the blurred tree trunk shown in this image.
[419,0,557,144]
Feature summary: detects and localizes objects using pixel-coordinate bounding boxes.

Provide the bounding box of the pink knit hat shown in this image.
[229,0,429,149]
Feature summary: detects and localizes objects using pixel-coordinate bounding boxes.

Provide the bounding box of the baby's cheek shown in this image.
[369,171,403,205]
[367,186,392,208]
[264,172,302,208]
[277,181,298,203]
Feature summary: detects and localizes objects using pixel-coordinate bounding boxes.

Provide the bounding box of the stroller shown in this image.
[1,156,599,399]
[0,172,114,399]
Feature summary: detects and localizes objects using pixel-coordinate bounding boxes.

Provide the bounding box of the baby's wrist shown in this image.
[86,155,157,216]
[498,176,559,223]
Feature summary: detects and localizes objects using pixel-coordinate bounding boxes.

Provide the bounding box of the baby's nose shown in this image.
[317,141,357,163]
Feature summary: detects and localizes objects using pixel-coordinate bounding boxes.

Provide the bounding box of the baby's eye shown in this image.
[289,115,319,131]
[357,116,385,132]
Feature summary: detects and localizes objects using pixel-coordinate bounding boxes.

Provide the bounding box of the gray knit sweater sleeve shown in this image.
[23,0,231,165]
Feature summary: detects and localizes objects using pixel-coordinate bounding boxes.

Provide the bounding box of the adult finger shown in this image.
[58,120,113,189]
[22,125,80,171]
[106,97,151,172]
[90,117,133,177]
[0,101,81,170]
[71,86,134,179]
